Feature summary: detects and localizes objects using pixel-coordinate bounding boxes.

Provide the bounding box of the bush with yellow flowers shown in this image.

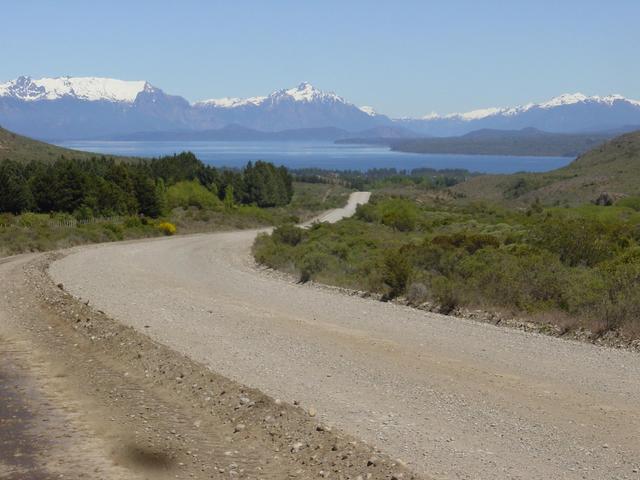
[157,221,177,236]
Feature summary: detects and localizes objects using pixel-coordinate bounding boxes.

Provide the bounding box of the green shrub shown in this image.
[430,275,461,313]
[382,248,413,299]
[253,234,283,265]
[298,252,330,283]
[379,198,419,231]
[456,248,566,311]
[616,196,640,211]
[166,181,222,210]
[355,202,379,223]
[123,216,143,228]
[531,215,625,267]
[102,222,124,240]
[431,232,500,254]
[592,249,640,332]
[272,224,304,246]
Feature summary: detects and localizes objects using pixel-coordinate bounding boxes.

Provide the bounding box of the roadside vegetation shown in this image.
[254,193,640,339]
[0,151,351,255]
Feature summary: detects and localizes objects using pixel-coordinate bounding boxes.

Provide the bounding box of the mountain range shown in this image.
[1,75,640,140]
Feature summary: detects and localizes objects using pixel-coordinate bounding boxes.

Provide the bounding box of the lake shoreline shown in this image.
[56,140,573,174]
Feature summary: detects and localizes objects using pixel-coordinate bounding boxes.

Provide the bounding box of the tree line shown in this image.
[0,152,293,216]
[292,167,475,190]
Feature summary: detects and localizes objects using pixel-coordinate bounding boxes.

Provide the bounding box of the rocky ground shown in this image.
[0,253,419,480]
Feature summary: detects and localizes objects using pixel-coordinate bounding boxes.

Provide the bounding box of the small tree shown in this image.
[382,248,413,299]
[224,184,235,210]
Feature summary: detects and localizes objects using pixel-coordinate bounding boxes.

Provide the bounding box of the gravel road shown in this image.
[302,191,370,225]
[50,193,640,479]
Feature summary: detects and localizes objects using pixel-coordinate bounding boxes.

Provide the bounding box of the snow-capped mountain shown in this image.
[195,82,345,108]
[0,76,150,103]
[0,76,192,139]
[399,93,640,136]
[1,75,639,140]
[192,82,390,132]
[0,77,390,139]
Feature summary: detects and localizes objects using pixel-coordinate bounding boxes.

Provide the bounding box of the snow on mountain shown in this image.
[2,75,640,139]
[188,82,390,132]
[397,92,640,136]
[194,96,267,108]
[195,82,346,109]
[427,93,640,122]
[0,76,149,103]
[277,82,344,103]
[538,93,589,109]
[446,107,503,121]
[359,106,378,116]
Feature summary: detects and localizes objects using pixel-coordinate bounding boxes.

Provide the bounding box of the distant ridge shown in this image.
[397,93,640,136]
[2,75,640,139]
[337,128,620,157]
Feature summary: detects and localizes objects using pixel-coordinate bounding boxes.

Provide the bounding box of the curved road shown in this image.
[50,192,640,479]
[302,191,371,225]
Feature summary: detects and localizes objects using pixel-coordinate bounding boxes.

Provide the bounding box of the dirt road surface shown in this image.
[48,193,640,479]
[1,193,421,480]
[302,191,370,225]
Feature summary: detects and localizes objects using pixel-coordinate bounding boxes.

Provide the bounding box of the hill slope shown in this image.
[453,130,640,205]
[362,128,613,157]
[0,126,132,164]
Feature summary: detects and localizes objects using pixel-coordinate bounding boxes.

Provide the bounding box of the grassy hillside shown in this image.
[453,130,640,205]
[0,126,134,164]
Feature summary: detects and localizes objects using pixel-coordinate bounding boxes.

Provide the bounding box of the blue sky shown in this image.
[1,0,638,117]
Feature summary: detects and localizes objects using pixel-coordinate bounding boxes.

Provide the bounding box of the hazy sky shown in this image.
[2,0,638,117]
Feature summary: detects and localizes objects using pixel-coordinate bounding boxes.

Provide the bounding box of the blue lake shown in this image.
[57,140,573,174]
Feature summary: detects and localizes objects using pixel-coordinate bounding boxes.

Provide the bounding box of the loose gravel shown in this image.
[49,194,640,479]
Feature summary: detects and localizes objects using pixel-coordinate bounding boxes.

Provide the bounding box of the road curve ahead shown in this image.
[303,191,370,226]
[51,193,640,480]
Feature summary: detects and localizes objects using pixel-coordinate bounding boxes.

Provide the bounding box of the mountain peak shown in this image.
[539,92,588,109]
[196,82,347,109]
[276,82,344,103]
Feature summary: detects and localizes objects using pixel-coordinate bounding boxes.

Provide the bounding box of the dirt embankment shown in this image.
[0,253,419,480]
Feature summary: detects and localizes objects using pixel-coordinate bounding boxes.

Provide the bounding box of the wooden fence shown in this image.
[47,216,125,229]
[0,216,126,230]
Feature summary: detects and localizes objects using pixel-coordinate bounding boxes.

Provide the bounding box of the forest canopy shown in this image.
[0,153,294,217]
